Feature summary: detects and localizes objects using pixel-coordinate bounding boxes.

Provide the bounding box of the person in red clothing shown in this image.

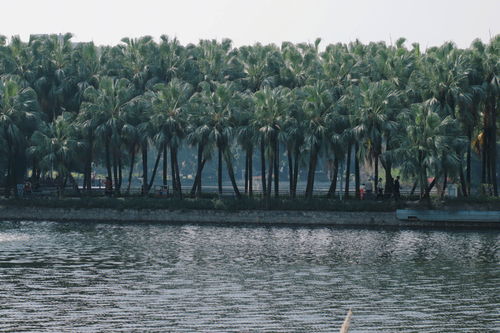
[104,177,113,197]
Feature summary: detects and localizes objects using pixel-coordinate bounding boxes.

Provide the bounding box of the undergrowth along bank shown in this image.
[1,196,402,212]
[1,196,499,211]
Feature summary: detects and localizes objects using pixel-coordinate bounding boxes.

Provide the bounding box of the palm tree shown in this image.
[354,79,399,192]
[253,86,290,197]
[70,42,100,190]
[0,76,39,193]
[302,81,332,198]
[395,101,464,199]
[29,113,83,194]
[468,37,499,196]
[186,109,212,197]
[374,38,417,196]
[81,76,136,193]
[235,94,257,196]
[148,79,192,196]
[281,88,305,198]
[30,33,74,121]
[411,43,472,196]
[237,43,279,195]
[195,82,241,198]
[194,39,243,89]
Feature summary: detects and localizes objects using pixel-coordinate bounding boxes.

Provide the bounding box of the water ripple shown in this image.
[0,221,498,332]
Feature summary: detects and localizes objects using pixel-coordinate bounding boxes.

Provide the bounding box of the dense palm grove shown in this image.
[0,33,498,199]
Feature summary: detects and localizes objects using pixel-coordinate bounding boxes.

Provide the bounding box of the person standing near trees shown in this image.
[376,178,384,200]
[394,176,401,200]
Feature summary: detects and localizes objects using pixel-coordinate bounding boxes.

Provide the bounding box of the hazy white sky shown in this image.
[1,0,499,48]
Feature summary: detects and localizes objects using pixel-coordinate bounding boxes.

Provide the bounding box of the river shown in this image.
[0,221,498,332]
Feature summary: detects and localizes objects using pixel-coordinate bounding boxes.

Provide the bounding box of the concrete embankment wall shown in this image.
[0,207,497,229]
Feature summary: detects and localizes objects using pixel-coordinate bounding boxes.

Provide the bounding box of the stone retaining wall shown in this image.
[1,206,497,228]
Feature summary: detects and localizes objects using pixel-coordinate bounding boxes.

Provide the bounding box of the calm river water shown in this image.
[0,221,498,332]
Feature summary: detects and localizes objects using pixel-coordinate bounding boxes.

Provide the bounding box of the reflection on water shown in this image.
[0,221,498,332]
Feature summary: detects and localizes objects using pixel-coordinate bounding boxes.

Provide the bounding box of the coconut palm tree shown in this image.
[237,43,279,195]
[395,101,464,199]
[353,79,399,192]
[186,105,212,197]
[70,42,100,190]
[468,37,499,196]
[235,93,257,196]
[0,76,39,193]
[148,79,192,196]
[374,38,417,195]
[29,33,74,121]
[280,88,305,198]
[81,76,136,193]
[29,112,83,194]
[195,82,241,198]
[411,43,472,195]
[253,86,290,197]
[302,81,333,198]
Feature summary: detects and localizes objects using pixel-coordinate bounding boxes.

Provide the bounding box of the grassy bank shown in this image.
[1,195,498,212]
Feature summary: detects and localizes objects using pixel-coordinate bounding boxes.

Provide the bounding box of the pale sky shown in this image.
[1,0,499,49]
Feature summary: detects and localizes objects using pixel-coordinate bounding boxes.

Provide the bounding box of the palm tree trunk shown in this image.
[190,143,205,196]
[162,144,168,186]
[355,144,360,199]
[287,147,293,197]
[244,149,249,194]
[173,147,182,199]
[466,130,472,196]
[112,151,118,194]
[274,140,279,197]
[327,155,339,198]
[105,138,112,181]
[491,104,497,196]
[148,144,163,191]
[305,146,318,199]
[68,173,81,196]
[261,141,266,196]
[61,174,68,196]
[141,141,148,195]
[6,147,13,197]
[82,160,88,192]
[118,154,122,191]
[224,149,241,199]
[266,148,273,198]
[481,133,487,185]
[86,136,93,191]
[410,180,418,196]
[382,135,393,197]
[344,144,351,198]
[418,154,425,199]
[459,168,467,197]
[384,163,393,198]
[127,147,136,193]
[191,158,207,197]
[293,149,300,198]
[419,170,426,199]
[441,169,448,200]
[248,146,253,197]
[423,177,437,199]
[218,146,223,196]
[170,145,178,195]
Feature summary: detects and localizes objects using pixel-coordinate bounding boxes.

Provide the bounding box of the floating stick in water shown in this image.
[339,309,352,333]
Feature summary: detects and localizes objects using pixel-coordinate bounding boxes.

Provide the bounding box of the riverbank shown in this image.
[1,206,499,229]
